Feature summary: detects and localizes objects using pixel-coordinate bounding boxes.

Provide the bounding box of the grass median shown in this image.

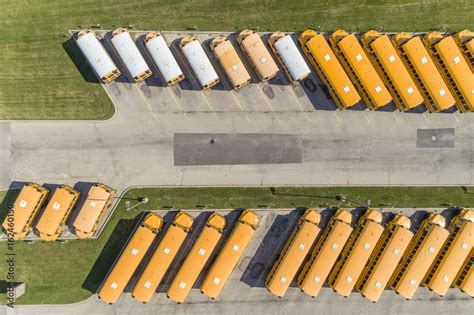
[1,186,473,304]
[1,1,473,119]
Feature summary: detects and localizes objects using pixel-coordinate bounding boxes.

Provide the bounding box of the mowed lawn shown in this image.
[1,186,474,304]
[0,0,473,119]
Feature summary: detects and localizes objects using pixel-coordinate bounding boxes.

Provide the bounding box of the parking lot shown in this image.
[10,207,472,315]
[92,30,346,115]
[120,207,466,303]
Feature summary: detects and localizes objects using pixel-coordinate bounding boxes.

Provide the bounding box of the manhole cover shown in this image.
[262,85,275,99]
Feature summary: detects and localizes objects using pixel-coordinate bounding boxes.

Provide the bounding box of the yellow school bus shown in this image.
[265,209,321,298]
[361,31,423,111]
[167,212,226,303]
[328,30,392,110]
[424,32,474,112]
[2,183,49,240]
[132,211,194,303]
[201,209,259,299]
[298,29,361,109]
[35,185,80,241]
[454,248,473,297]
[98,213,163,304]
[328,209,384,297]
[297,209,353,298]
[392,32,456,112]
[423,209,474,296]
[72,184,116,238]
[210,36,251,89]
[453,30,474,71]
[389,213,449,300]
[356,214,413,302]
[237,29,279,82]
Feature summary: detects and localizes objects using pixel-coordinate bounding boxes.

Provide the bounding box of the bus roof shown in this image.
[299,30,361,109]
[424,221,473,296]
[271,33,311,82]
[167,213,226,303]
[390,221,449,300]
[110,28,151,81]
[357,218,414,302]
[332,31,392,109]
[131,213,192,303]
[454,30,474,71]
[393,33,455,112]
[72,184,116,237]
[333,208,352,224]
[207,212,227,231]
[76,30,119,82]
[173,211,194,230]
[363,208,383,224]
[363,31,423,110]
[425,33,474,112]
[180,36,219,88]
[328,218,384,297]
[297,211,353,297]
[2,183,49,237]
[301,208,321,225]
[145,32,184,85]
[35,186,79,240]
[211,36,251,88]
[238,209,259,228]
[98,213,162,304]
[454,248,474,297]
[238,30,279,81]
[266,210,321,297]
[201,211,258,298]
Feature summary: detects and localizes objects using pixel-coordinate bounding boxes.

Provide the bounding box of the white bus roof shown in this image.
[76,32,118,80]
[274,35,311,81]
[182,40,219,87]
[145,35,183,83]
[110,31,150,79]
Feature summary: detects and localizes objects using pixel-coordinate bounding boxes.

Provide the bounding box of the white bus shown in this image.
[180,35,220,90]
[268,32,311,83]
[110,28,152,83]
[144,32,184,86]
[75,30,121,84]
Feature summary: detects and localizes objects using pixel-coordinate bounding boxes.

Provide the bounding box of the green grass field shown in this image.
[1,186,473,304]
[0,0,473,119]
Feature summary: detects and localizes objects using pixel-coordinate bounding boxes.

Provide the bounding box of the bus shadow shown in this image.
[440,207,462,227]
[240,209,304,288]
[62,35,101,84]
[82,214,142,294]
